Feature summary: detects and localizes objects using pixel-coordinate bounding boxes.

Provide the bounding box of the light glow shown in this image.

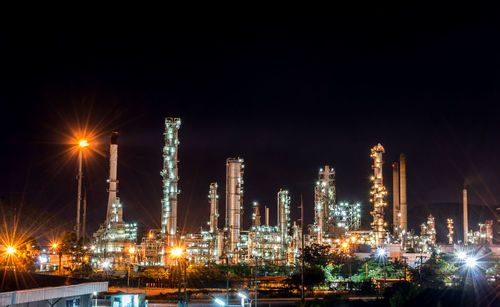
[214,298,225,306]
[79,140,89,147]
[171,247,183,258]
[465,256,477,268]
[6,246,16,255]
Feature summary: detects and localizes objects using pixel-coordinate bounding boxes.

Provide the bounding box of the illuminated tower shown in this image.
[370,144,387,247]
[106,132,122,223]
[392,162,400,236]
[92,132,137,269]
[463,187,468,245]
[209,183,219,234]
[277,189,291,261]
[399,154,408,233]
[161,117,181,245]
[252,201,261,227]
[314,165,336,244]
[447,218,454,245]
[225,157,244,263]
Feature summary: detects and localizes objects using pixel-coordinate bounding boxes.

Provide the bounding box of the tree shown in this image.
[287,266,325,291]
[384,281,421,307]
[303,244,341,267]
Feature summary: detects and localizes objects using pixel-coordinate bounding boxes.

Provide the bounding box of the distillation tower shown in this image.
[370,144,387,247]
[209,183,219,234]
[447,218,454,245]
[314,166,336,244]
[225,157,244,264]
[277,189,291,262]
[161,118,181,246]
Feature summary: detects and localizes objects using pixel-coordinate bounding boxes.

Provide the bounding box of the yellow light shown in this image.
[341,242,348,249]
[129,247,135,254]
[350,237,357,243]
[52,243,59,249]
[171,247,183,258]
[79,140,89,147]
[6,246,16,255]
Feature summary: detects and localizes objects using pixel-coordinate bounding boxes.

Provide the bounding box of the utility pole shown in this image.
[226,256,229,305]
[184,261,187,306]
[177,259,182,306]
[254,257,258,307]
[300,195,305,302]
[76,149,83,239]
[82,189,87,245]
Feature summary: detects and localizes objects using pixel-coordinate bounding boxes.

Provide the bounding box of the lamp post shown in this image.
[128,247,136,287]
[171,247,185,307]
[377,248,387,289]
[76,139,88,240]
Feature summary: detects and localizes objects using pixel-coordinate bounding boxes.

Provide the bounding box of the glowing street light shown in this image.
[214,298,225,306]
[6,246,16,255]
[79,140,89,147]
[171,247,183,258]
[457,251,467,260]
[376,247,387,258]
[465,256,478,268]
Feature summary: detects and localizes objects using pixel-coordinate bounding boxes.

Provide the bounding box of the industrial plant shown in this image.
[88,117,497,270]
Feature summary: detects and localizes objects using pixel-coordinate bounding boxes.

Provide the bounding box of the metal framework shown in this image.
[370,144,387,247]
[314,166,336,243]
[161,118,181,245]
[277,189,291,262]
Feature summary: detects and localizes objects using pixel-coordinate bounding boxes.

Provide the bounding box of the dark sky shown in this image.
[2,7,500,242]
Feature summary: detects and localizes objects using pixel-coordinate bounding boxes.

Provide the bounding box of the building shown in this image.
[0,270,107,307]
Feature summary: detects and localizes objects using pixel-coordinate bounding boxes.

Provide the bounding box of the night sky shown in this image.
[2,7,500,242]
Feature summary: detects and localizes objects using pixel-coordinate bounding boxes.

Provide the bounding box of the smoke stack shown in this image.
[252,201,261,227]
[265,206,269,226]
[463,187,468,244]
[106,132,122,223]
[209,183,219,234]
[392,162,400,235]
[399,154,407,233]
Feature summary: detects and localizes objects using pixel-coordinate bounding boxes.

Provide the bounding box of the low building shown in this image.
[0,270,107,307]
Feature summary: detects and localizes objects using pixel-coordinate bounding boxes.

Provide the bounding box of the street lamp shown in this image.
[376,248,387,288]
[465,256,477,268]
[6,246,16,255]
[128,247,136,287]
[76,139,88,240]
[51,242,62,275]
[171,247,186,307]
[214,298,225,306]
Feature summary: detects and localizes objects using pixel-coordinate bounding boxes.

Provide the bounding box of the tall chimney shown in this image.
[265,206,269,226]
[252,201,261,227]
[399,154,407,233]
[463,187,468,244]
[392,162,400,235]
[106,132,122,223]
[209,183,219,234]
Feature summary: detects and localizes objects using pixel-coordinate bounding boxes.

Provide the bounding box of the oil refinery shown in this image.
[88,117,497,270]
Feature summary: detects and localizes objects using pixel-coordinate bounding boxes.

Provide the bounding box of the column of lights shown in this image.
[369,144,387,247]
